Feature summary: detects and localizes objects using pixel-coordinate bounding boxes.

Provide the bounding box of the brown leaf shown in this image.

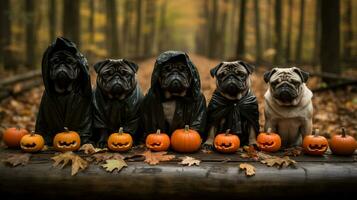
[3,153,31,167]
[101,159,127,173]
[284,147,303,157]
[179,156,200,166]
[260,154,296,168]
[141,150,175,165]
[52,151,88,176]
[91,152,125,164]
[239,163,256,176]
[79,143,107,155]
[240,145,259,160]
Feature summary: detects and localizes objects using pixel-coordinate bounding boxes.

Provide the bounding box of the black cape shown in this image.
[35,37,92,144]
[207,89,259,145]
[141,51,207,140]
[92,85,144,141]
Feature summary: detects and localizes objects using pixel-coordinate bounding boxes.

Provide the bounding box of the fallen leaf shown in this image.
[179,156,200,166]
[239,163,255,176]
[41,145,48,151]
[52,151,88,176]
[79,143,107,155]
[284,147,303,157]
[92,152,125,164]
[101,159,127,173]
[141,150,175,165]
[240,145,259,160]
[260,154,296,168]
[3,153,31,167]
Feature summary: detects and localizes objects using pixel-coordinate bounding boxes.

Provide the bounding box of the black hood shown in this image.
[41,37,91,97]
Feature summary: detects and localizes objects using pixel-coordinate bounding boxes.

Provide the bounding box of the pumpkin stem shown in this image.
[118,127,124,134]
[341,127,346,137]
[64,127,69,132]
[267,128,272,134]
[312,129,319,136]
[225,129,231,135]
[184,125,189,132]
[157,129,161,134]
[30,131,35,136]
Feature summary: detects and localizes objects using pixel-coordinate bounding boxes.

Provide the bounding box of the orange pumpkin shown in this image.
[146,129,170,151]
[171,125,202,153]
[107,127,133,152]
[257,128,281,152]
[20,131,45,153]
[3,127,29,148]
[330,128,357,155]
[214,129,240,153]
[53,127,81,152]
[303,129,328,156]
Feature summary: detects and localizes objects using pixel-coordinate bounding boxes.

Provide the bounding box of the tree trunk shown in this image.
[343,0,353,60]
[274,0,283,64]
[122,0,132,56]
[228,0,239,58]
[320,0,340,83]
[63,0,80,45]
[0,0,12,69]
[48,0,56,41]
[313,0,321,65]
[208,0,218,58]
[105,0,120,58]
[25,0,36,69]
[135,0,142,57]
[195,0,209,56]
[254,0,262,63]
[236,0,247,59]
[218,0,229,58]
[286,0,293,62]
[295,0,305,63]
[88,0,95,45]
[144,0,157,57]
[265,0,272,50]
[158,0,167,52]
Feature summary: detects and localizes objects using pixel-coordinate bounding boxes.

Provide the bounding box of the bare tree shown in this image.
[208,0,219,58]
[295,0,305,63]
[135,0,142,56]
[274,0,283,64]
[236,0,247,59]
[49,0,56,41]
[343,0,353,60]
[0,0,12,69]
[63,0,80,45]
[313,0,321,65]
[105,0,120,57]
[254,0,262,63]
[88,0,95,44]
[25,0,37,69]
[286,0,293,62]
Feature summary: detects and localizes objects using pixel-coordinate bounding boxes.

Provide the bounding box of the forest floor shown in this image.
[0,54,356,139]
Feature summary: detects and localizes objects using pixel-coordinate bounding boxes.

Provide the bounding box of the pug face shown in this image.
[49,51,80,94]
[94,59,138,100]
[159,59,191,97]
[210,61,254,100]
[264,67,309,106]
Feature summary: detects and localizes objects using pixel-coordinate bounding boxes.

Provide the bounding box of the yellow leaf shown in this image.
[239,163,255,176]
[141,150,175,165]
[51,151,88,176]
[179,156,200,166]
[101,159,127,173]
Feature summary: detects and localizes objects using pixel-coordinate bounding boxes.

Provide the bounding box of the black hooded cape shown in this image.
[35,37,92,144]
[207,89,259,145]
[140,51,207,140]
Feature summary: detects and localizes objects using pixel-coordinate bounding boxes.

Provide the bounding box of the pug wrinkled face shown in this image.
[96,60,137,100]
[49,50,80,94]
[159,59,191,97]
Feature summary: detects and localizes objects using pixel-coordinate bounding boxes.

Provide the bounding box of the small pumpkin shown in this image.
[107,127,133,152]
[214,129,240,153]
[53,127,81,152]
[303,129,328,156]
[20,131,45,153]
[3,127,29,148]
[330,127,357,155]
[171,125,202,153]
[257,128,281,152]
[146,129,170,151]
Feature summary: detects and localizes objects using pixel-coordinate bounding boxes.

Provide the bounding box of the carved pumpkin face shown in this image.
[171,125,202,153]
[3,127,29,148]
[107,127,133,152]
[214,129,240,153]
[20,131,45,153]
[53,127,81,152]
[303,129,328,156]
[146,129,170,151]
[330,128,357,155]
[257,128,281,152]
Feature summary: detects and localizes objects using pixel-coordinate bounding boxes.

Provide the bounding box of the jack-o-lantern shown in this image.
[330,128,357,155]
[214,129,240,153]
[146,129,170,151]
[303,129,328,156]
[3,127,29,148]
[20,131,45,153]
[257,128,281,152]
[107,127,133,152]
[53,127,81,152]
[171,125,202,153]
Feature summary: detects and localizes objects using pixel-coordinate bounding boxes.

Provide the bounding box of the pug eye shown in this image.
[292,81,300,87]
[120,70,129,76]
[271,81,278,87]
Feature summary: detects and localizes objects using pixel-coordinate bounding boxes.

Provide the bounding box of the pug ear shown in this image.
[293,67,309,83]
[238,61,255,74]
[210,63,223,78]
[123,59,139,73]
[93,59,110,73]
[264,68,277,83]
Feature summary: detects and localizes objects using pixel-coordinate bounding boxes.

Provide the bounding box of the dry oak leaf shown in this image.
[92,152,125,164]
[239,163,256,176]
[141,150,175,165]
[179,156,201,166]
[3,153,31,167]
[260,155,296,168]
[52,151,88,176]
[240,145,259,160]
[284,147,303,157]
[101,159,127,173]
[79,143,107,155]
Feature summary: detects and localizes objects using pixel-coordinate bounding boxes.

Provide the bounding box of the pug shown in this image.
[263,67,313,147]
[141,51,207,140]
[92,59,143,148]
[35,37,92,144]
[205,61,259,149]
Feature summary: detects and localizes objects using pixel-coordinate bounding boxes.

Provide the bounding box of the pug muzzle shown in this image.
[159,60,191,96]
[49,51,80,94]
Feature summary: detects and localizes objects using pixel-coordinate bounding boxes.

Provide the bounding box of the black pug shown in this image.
[35,37,92,144]
[204,61,259,149]
[93,59,143,147]
[141,51,207,140]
